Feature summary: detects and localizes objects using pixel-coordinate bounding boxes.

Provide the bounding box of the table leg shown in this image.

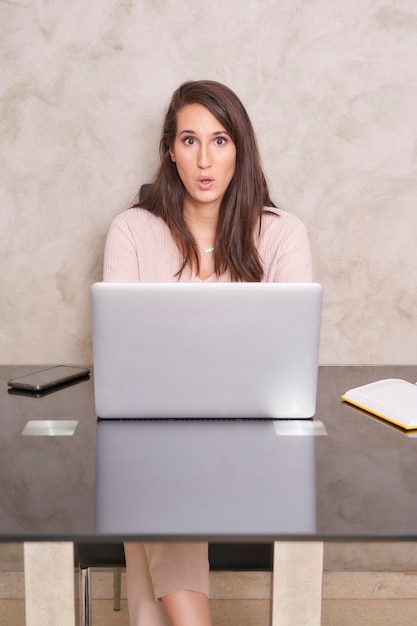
[272,541,323,626]
[24,542,76,626]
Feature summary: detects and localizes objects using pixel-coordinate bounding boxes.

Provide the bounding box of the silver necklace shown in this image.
[202,246,214,254]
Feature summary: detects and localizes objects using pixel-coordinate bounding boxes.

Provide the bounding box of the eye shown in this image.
[214,136,228,145]
[183,136,197,146]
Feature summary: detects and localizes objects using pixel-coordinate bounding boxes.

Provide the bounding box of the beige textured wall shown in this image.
[1,1,417,365]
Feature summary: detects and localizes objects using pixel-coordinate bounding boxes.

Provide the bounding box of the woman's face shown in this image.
[169,103,236,213]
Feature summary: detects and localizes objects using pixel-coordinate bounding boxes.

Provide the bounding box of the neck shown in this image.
[183,199,218,248]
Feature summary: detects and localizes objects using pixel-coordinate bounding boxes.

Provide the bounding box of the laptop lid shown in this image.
[91,282,322,419]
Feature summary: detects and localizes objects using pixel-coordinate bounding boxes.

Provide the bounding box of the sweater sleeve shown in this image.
[103,215,140,282]
[273,219,313,282]
[260,210,313,283]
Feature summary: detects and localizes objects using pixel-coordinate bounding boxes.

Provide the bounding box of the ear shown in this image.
[169,148,176,163]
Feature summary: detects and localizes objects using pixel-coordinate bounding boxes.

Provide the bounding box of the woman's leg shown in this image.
[162,589,212,626]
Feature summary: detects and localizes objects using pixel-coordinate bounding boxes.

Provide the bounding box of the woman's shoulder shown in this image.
[259,207,312,281]
[108,207,172,244]
[111,206,166,229]
[261,206,307,232]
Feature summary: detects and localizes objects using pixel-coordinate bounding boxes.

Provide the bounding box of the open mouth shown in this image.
[197,177,215,189]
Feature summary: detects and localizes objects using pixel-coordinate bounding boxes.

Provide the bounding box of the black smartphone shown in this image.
[7,365,90,392]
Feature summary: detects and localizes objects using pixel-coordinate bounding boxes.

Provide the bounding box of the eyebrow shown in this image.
[178,129,231,137]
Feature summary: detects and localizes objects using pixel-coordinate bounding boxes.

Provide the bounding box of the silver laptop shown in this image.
[91,282,322,419]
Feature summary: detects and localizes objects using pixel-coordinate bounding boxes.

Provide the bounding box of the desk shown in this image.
[1,365,417,624]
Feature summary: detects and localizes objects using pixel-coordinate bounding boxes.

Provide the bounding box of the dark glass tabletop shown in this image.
[1,364,417,541]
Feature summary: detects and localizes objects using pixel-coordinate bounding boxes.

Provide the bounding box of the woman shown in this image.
[103,80,312,626]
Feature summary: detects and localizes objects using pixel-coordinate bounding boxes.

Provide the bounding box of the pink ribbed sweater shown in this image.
[103,206,312,282]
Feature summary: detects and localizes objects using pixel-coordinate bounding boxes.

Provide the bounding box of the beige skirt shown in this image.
[124,542,209,626]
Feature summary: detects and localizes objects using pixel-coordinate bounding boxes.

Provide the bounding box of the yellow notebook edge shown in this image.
[341,394,416,431]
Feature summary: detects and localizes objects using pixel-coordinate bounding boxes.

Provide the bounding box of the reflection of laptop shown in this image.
[95,419,317,536]
[91,282,322,419]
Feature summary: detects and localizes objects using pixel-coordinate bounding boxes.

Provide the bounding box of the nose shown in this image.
[197,143,211,169]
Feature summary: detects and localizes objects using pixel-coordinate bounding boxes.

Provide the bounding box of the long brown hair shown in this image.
[136,80,276,281]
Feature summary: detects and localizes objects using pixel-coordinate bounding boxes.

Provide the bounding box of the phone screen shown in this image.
[8,366,90,391]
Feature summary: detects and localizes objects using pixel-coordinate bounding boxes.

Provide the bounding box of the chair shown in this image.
[75,542,272,626]
[76,543,125,625]
[139,182,151,202]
